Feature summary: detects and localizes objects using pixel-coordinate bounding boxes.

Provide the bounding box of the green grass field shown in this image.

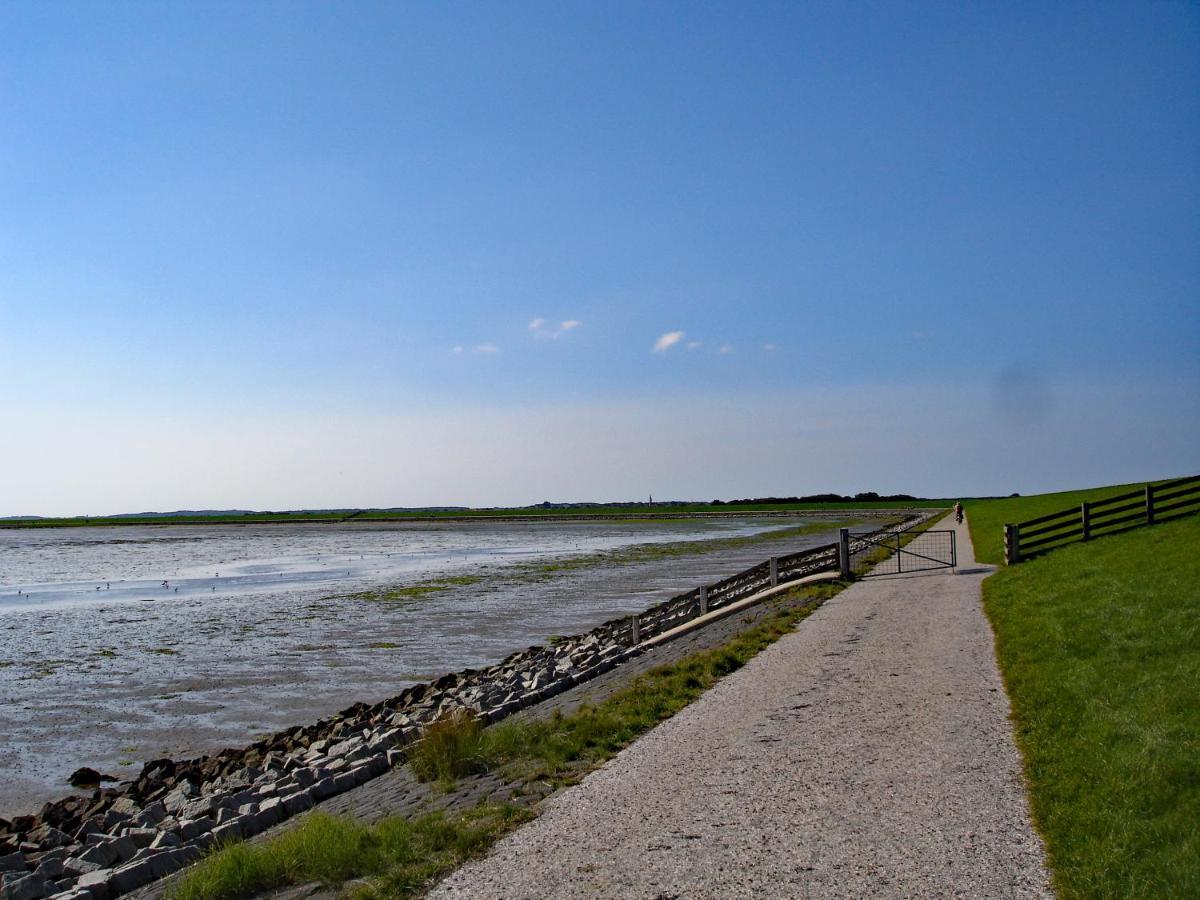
[967,493,1199,898]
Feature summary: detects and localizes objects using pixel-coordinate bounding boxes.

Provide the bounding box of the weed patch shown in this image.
[168,807,531,900]
[409,711,487,784]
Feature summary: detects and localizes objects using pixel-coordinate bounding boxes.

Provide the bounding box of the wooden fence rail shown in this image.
[1004,475,1200,564]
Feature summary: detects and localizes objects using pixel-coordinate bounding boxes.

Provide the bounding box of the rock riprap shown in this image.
[0,514,924,900]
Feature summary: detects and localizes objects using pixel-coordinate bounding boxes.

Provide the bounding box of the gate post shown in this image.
[1146,484,1155,525]
[699,585,708,615]
[838,528,851,579]
[1081,502,1090,541]
[769,557,778,587]
[629,616,640,646]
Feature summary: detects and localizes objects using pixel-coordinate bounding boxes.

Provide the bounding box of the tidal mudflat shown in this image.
[0,515,861,816]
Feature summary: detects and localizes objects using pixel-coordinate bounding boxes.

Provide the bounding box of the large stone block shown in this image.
[0,856,26,875]
[74,869,111,900]
[280,790,313,817]
[106,858,156,896]
[0,872,51,900]
[209,820,243,845]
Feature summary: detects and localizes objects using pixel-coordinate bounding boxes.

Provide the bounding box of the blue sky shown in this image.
[2,2,1197,515]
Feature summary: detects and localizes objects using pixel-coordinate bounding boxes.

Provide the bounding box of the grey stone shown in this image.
[100,808,129,833]
[123,828,157,849]
[226,789,257,809]
[147,849,185,880]
[0,856,25,875]
[178,798,213,820]
[106,799,139,819]
[32,828,71,850]
[213,808,238,826]
[148,832,179,850]
[0,872,51,900]
[75,844,116,869]
[71,822,103,844]
[74,869,111,900]
[281,790,314,817]
[132,802,166,828]
[250,806,280,832]
[176,817,213,842]
[61,857,101,878]
[210,820,243,845]
[31,859,63,882]
[310,777,337,801]
[190,832,215,852]
[106,858,156,895]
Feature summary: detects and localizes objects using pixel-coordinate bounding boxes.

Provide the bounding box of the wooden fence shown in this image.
[1004,474,1200,564]
[618,513,936,645]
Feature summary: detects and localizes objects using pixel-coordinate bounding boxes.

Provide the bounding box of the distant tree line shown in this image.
[711,492,924,505]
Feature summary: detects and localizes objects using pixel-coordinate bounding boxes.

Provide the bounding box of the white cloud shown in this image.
[653,331,685,353]
[718,344,734,355]
[686,341,702,350]
[530,318,582,339]
[762,343,778,352]
[474,343,500,354]
[452,345,464,354]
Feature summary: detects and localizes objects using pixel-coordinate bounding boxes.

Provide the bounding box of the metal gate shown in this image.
[850,529,957,577]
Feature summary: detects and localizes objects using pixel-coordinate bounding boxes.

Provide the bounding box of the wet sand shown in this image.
[0,516,857,817]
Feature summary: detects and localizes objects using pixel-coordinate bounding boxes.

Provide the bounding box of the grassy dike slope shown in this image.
[966,496,1199,898]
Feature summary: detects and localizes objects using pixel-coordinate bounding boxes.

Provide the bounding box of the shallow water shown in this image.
[0,519,776,611]
[0,516,852,816]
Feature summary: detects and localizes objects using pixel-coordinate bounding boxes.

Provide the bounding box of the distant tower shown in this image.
[649,494,653,504]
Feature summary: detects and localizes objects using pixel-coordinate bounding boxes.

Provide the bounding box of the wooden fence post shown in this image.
[699,585,708,616]
[629,616,640,646]
[1146,484,1156,525]
[1081,502,1090,542]
[838,528,851,579]
[769,557,779,587]
[1004,524,1021,564]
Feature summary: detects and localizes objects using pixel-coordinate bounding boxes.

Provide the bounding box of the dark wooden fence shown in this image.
[1004,474,1200,564]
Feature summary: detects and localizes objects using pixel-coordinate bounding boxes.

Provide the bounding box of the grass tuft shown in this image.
[409,710,487,784]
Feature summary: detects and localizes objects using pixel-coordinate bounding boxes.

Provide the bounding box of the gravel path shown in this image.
[431,515,1052,898]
